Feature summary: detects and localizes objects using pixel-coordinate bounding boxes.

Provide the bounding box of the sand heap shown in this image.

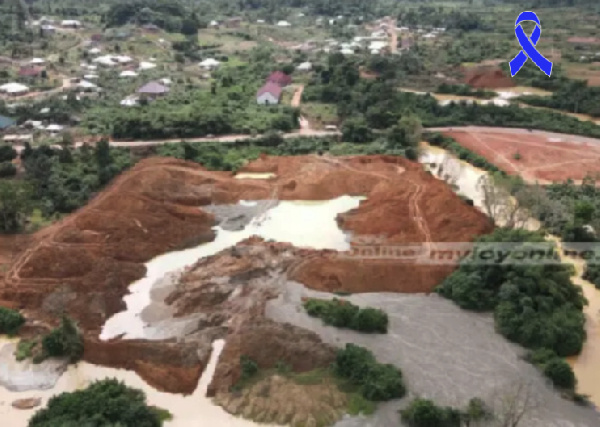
[0,154,492,395]
[462,65,515,89]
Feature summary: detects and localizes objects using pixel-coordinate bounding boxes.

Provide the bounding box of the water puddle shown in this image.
[100,196,363,340]
[234,173,276,180]
[0,339,271,427]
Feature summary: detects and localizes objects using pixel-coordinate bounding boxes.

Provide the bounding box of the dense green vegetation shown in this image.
[520,79,600,118]
[334,343,405,402]
[527,348,577,391]
[0,306,25,335]
[104,0,201,34]
[303,298,388,333]
[437,228,586,357]
[29,379,165,427]
[400,397,492,427]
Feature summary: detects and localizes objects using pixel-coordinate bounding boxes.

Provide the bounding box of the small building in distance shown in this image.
[199,58,221,70]
[256,82,282,105]
[296,62,312,72]
[61,20,82,29]
[18,65,44,79]
[0,83,29,96]
[138,81,170,99]
[0,115,15,132]
[266,70,292,87]
[225,17,242,28]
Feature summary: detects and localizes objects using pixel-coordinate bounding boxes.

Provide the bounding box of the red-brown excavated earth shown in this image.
[0,154,492,392]
[462,66,515,89]
[444,129,600,183]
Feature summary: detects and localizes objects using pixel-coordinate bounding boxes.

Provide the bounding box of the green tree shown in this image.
[0,162,17,177]
[41,316,84,363]
[0,180,33,233]
[0,144,17,162]
[543,358,577,390]
[0,307,25,335]
[29,379,161,427]
[400,398,460,427]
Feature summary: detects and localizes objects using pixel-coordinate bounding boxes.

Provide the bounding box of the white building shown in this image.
[88,47,102,55]
[0,83,29,95]
[30,57,46,65]
[61,20,82,29]
[199,58,221,70]
[138,61,157,71]
[119,70,139,78]
[277,20,291,27]
[296,62,312,72]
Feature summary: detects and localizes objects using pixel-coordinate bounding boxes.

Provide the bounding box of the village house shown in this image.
[0,115,15,133]
[0,83,29,96]
[225,17,242,28]
[18,65,44,80]
[296,62,312,72]
[277,20,292,27]
[61,20,82,29]
[41,25,56,36]
[256,82,282,105]
[142,24,161,34]
[137,81,170,100]
[266,71,292,87]
[199,58,220,70]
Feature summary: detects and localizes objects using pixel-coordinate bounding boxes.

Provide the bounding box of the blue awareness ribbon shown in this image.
[509,11,553,77]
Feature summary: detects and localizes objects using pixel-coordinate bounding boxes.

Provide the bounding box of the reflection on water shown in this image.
[0,339,273,427]
[100,196,363,340]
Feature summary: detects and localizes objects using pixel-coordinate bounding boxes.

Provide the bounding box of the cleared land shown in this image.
[440,127,600,183]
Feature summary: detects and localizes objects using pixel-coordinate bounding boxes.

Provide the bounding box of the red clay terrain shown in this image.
[444,128,600,183]
[462,65,515,89]
[0,154,492,393]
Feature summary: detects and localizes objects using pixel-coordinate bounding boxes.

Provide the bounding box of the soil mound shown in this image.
[462,66,515,89]
[0,154,492,394]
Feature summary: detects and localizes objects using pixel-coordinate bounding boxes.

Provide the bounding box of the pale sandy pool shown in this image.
[0,339,274,427]
[100,196,364,340]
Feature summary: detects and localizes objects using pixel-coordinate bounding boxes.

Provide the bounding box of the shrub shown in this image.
[334,344,405,402]
[29,379,162,427]
[303,298,388,333]
[0,306,25,335]
[400,398,461,427]
[240,355,259,380]
[0,162,17,177]
[543,358,577,390]
[41,316,84,363]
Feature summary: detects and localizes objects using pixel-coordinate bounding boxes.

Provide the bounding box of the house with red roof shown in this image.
[266,71,292,87]
[18,65,44,78]
[256,82,283,105]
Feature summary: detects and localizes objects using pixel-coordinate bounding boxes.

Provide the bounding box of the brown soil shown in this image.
[462,66,515,89]
[0,154,491,394]
[445,129,600,183]
[207,319,337,397]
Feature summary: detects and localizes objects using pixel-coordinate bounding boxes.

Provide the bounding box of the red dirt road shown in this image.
[443,128,600,183]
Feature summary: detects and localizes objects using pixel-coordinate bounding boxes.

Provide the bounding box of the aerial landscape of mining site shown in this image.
[4,0,600,426]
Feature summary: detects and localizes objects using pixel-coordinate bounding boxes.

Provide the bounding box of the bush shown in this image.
[334,344,405,402]
[303,298,388,333]
[543,358,577,390]
[29,379,162,427]
[400,398,461,427]
[41,316,84,363]
[0,162,16,177]
[0,306,25,335]
[240,355,259,380]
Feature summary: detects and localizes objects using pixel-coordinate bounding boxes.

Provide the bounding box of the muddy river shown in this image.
[422,144,600,409]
